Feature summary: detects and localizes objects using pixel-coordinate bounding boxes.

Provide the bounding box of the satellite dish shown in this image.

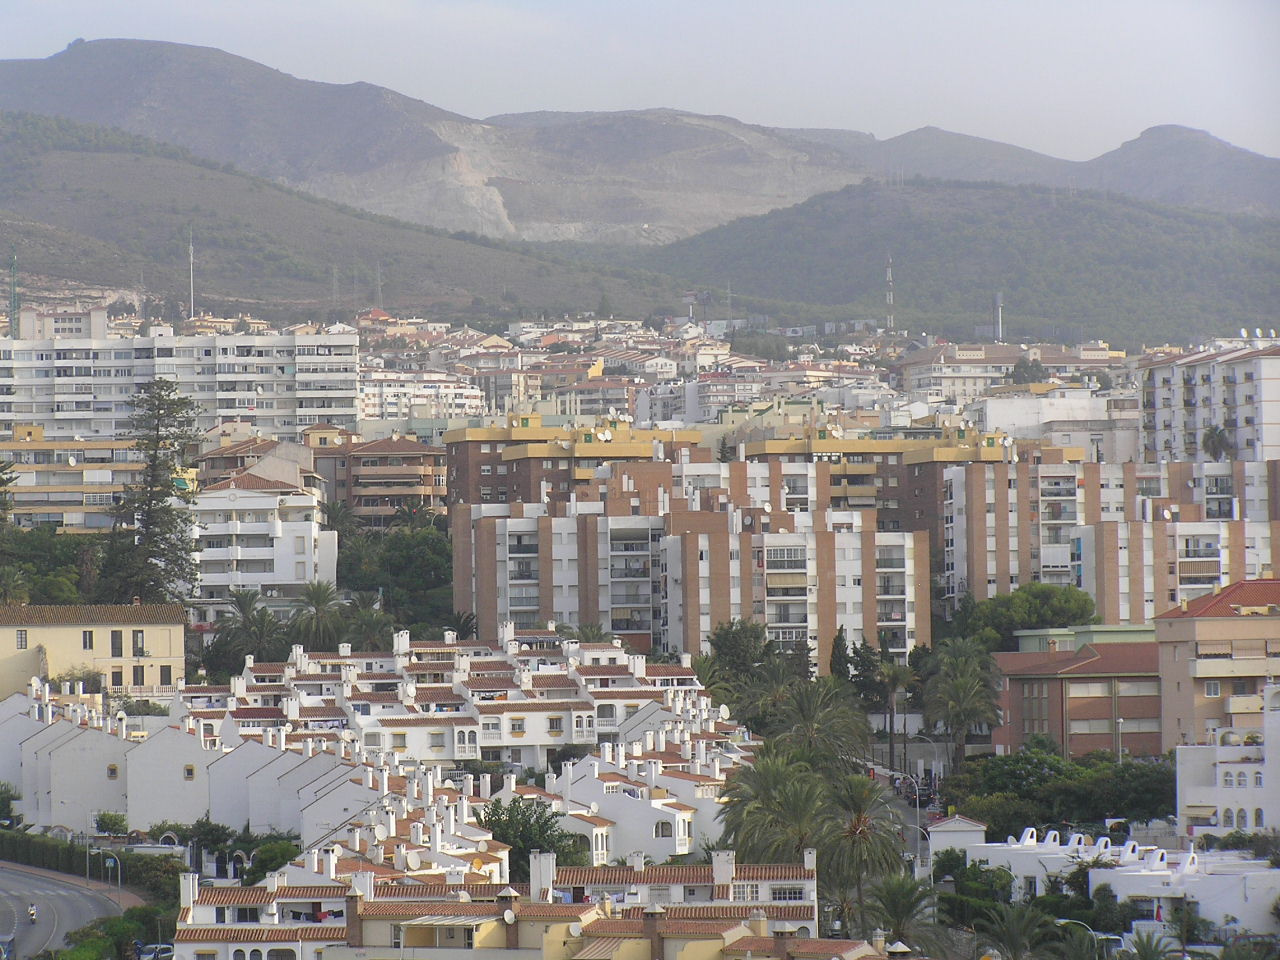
[1257,328,1264,338]
[373,824,389,842]
[762,503,772,513]
[568,922,583,937]
[596,432,606,441]
[719,704,731,720]
[504,910,518,926]
[1162,508,1173,521]
[1241,328,1249,338]
[604,430,613,441]
[406,850,421,870]
[589,801,599,814]
[608,407,617,418]
[67,455,77,466]
[1272,329,1277,338]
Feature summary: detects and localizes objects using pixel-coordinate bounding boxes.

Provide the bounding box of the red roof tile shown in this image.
[1155,579,1280,619]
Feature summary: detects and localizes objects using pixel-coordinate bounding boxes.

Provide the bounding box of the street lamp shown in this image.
[1055,918,1105,959]
[1115,717,1125,761]
[910,733,945,785]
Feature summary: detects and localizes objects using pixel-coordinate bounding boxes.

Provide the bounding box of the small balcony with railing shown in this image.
[875,550,906,570]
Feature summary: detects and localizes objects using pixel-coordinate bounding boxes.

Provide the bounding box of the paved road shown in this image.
[0,864,121,959]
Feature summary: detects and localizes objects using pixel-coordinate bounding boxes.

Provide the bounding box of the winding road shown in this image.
[0,863,121,959]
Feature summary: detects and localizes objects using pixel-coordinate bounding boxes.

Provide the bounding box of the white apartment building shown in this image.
[358,368,485,420]
[0,327,358,442]
[1140,340,1280,462]
[1175,681,1278,840]
[191,473,337,621]
[942,457,1280,622]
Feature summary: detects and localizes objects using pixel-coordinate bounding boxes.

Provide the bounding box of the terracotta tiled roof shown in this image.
[619,905,815,921]
[1155,579,1280,619]
[575,665,632,677]
[516,902,598,918]
[556,865,712,885]
[247,663,288,674]
[182,685,232,694]
[349,691,402,703]
[360,900,504,917]
[0,604,185,626]
[174,927,346,942]
[568,813,615,826]
[474,700,592,714]
[357,672,402,681]
[464,677,518,690]
[202,472,302,492]
[383,715,477,727]
[581,919,744,937]
[299,706,347,719]
[733,864,813,880]
[230,707,286,720]
[530,674,578,688]
[588,689,663,700]
[643,665,696,677]
[724,938,869,957]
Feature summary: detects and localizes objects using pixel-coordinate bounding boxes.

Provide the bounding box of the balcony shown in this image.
[1227,694,1264,716]
[507,543,539,555]
[1039,486,1077,498]
[1189,657,1279,679]
[610,541,649,553]
[1179,547,1221,559]
[611,618,651,632]
[509,566,539,583]
[875,554,906,570]
[508,595,540,610]
[610,563,651,579]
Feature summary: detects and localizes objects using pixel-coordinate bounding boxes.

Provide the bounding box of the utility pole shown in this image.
[885,256,895,331]
[188,226,196,320]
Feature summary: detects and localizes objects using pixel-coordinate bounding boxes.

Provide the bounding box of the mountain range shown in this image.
[1,38,1277,246]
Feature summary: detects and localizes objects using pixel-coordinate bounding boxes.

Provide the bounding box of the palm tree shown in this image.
[1202,424,1235,462]
[444,610,478,642]
[731,656,802,735]
[824,774,904,938]
[1047,924,1103,960]
[290,581,347,651]
[878,660,915,773]
[320,500,363,542]
[975,903,1057,960]
[1115,931,1177,960]
[925,650,1000,768]
[346,591,395,651]
[691,653,735,705]
[0,566,30,605]
[211,590,287,663]
[772,676,870,776]
[390,497,440,531]
[556,622,616,645]
[867,870,942,954]
[719,746,824,855]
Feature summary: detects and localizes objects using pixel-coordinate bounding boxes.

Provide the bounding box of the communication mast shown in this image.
[885,255,895,330]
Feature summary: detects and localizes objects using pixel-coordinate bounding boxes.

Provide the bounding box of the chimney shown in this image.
[380,767,391,796]
[529,850,557,902]
[601,742,613,766]
[748,909,768,938]
[561,760,574,806]
[628,850,645,872]
[803,848,816,872]
[712,849,735,887]
[432,820,444,853]
[479,773,492,797]
[338,642,352,657]
[307,848,321,874]
[499,886,521,948]
[410,820,425,845]
[642,903,665,959]
[132,596,141,605]
[393,843,407,870]
[772,921,795,960]
[871,929,886,954]
[324,848,338,880]
[179,872,199,909]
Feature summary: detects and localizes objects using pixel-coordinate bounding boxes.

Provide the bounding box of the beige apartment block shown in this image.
[1154,580,1280,747]
[0,604,186,699]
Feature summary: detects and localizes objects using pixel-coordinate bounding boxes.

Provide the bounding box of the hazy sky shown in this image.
[1,0,1277,160]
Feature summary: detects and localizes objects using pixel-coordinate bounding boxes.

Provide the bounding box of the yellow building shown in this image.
[0,604,187,699]
[1,425,141,533]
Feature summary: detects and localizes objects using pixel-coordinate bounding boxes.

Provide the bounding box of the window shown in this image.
[1204,680,1221,698]
[548,717,563,732]
[106,764,118,780]
[112,669,123,687]
[160,665,172,686]
[654,820,673,838]
[1238,809,1249,830]
[1256,808,1264,828]
[1068,718,1113,734]
[133,630,145,655]
[1223,772,1233,788]
[392,733,407,749]
[133,665,145,685]
[771,886,806,902]
[111,630,123,657]
[1068,681,1109,698]
[82,630,94,650]
[1236,772,1248,788]
[1117,680,1160,697]
[732,883,760,901]
[14,629,29,650]
[235,908,259,923]
[391,926,403,949]
[1256,772,1264,788]
[510,719,525,733]
[429,733,445,749]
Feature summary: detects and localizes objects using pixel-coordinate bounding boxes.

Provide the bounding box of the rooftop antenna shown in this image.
[726,280,733,323]
[375,260,384,310]
[885,255,894,331]
[994,291,1004,342]
[188,225,195,320]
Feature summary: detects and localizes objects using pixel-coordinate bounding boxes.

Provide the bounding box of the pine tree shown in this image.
[100,379,200,603]
[829,625,852,681]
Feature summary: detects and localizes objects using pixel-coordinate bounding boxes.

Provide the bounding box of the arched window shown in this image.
[457,730,466,745]
[1222,809,1234,828]
[266,950,296,960]
[1255,772,1264,788]
[1238,809,1248,830]
[653,820,673,838]
[1223,772,1233,788]
[234,950,246,960]
[250,950,263,960]
[1256,808,1264,829]
[468,731,477,744]
[1236,772,1248,787]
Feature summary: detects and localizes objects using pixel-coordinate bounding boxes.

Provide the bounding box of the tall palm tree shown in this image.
[0,566,30,605]
[210,589,287,664]
[772,676,870,776]
[1115,931,1177,960]
[878,660,915,773]
[444,610,478,642]
[731,656,802,736]
[390,497,440,531]
[733,770,832,864]
[320,500,363,542]
[1201,424,1235,462]
[346,591,395,651]
[1047,923,1104,960]
[719,746,820,853]
[691,653,735,706]
[925,653,1000,768]
[824,774,904,938]
[867,870,942,954]
[975,903,1057,960]
[290,581,347,651]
